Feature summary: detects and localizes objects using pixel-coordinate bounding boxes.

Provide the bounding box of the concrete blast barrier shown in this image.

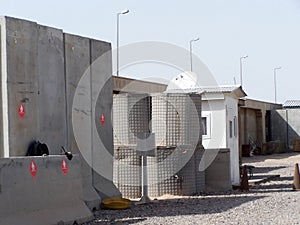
[0,155,93,225]
[0,17,67,157]
[0,15,120,221]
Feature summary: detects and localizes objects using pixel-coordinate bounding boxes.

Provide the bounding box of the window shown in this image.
[229,120,233,138]
[201,117,207,135]
[201,112,211,139]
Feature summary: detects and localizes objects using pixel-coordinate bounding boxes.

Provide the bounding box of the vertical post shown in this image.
[141,155,149,200]
[190,41,193,72]
[189,38,199,72]
[116,13,119,76]
[274,67,281,103]
[274,69,277,103]
[239,55,248,87]
[136,132,155,204]
[286,109,289,150]
[240,57,243,86]
[116,9,129,76]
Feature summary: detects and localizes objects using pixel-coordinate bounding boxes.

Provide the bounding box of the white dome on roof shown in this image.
[166,71,200,91]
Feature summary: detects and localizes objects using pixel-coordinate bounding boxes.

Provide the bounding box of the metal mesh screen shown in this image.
[113,146,141,198]
[113,93,204,198]
[113,94,151,146]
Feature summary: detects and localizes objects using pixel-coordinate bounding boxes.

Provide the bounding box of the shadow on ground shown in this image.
[250,175,294,193]
[92,195,265,224]
[242,152,300,163]
[243,166,286,174]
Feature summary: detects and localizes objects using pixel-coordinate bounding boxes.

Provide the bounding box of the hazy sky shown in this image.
[1,0,299,103]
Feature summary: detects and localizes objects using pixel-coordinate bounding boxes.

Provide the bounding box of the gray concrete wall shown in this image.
[205,148,232,192]
[90,39,120,198]
[271,109,287,143]
[64,33,91,155]
[0,16,119,207]
[6,17,39,156]
[64,34,120,199]
[1,17,67,156]
[271,109,300,148]
[0,155,93,225]
[64,34,113,204]
[238,99,282,155]
[37,25,67,154]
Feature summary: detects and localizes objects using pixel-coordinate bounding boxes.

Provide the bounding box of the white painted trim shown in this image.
[0,17,10,157]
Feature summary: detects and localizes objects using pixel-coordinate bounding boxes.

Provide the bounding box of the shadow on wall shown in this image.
[271,109,300,150]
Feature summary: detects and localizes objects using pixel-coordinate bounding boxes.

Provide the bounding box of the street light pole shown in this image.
[189,37,199,72]
[239,55,248,86]
[274,66,282,103]
[117,9,129,76]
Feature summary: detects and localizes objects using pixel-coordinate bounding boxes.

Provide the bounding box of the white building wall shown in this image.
[224,96,240,185]
[202,96,240,185]
[202,99,226,149]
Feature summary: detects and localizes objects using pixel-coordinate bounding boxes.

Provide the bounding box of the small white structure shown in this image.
[199,86,246,185]
[167,74,246,185]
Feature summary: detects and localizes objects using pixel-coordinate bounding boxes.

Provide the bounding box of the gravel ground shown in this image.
[84,152,300,225]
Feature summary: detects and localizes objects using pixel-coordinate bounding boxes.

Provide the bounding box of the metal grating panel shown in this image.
[195,147,206,192]
[156,147,181,196]
[113,93,204,198]
[114,146,141,198]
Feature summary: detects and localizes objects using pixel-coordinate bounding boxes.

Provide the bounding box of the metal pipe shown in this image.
[274,66,281,103]
[189,38,199,72]
[116,9,129,76]
[239,55,248,86]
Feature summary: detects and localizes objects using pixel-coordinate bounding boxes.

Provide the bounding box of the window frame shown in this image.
[201,112,211,140]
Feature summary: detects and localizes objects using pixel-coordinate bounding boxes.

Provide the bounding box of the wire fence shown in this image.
[113,93,205,198]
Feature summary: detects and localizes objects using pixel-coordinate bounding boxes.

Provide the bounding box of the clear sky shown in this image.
[1,0,299,103]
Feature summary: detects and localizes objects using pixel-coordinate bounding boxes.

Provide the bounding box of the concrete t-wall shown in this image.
[37,25,67,154]
[91,39,120,198]
[0,16,120,203]
[0,17,68,156]
[271,108,300,148]
[65,33,91,156]
[5,17,39,156]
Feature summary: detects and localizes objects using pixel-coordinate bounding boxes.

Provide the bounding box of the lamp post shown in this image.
[189,37,199,72]
[117,9,129,76]
[274,66,281,103]
[239,55,248,86]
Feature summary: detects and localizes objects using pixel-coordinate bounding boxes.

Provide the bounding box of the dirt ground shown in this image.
[85,152,300,225]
